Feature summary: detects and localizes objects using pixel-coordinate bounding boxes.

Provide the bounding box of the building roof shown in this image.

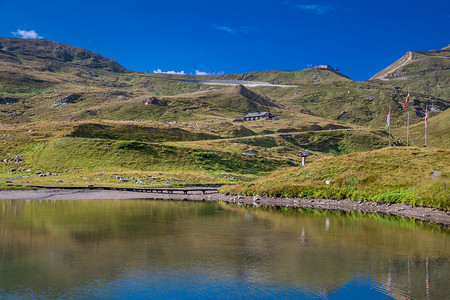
[244,111,272,118]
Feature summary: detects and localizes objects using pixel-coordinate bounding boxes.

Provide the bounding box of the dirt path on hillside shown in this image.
[1,189,448,227]
[138,75,297,87]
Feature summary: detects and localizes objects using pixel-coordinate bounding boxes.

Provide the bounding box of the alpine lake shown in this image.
[0,198,448,299]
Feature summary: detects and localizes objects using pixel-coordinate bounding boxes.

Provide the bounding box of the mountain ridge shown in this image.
[371,45,450,80]
[0,37,448,130]
[0,37,127,73]
[0,37,448,192]
[369,45,450,99]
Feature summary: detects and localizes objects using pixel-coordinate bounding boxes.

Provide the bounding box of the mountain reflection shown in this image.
[0,199,448,299]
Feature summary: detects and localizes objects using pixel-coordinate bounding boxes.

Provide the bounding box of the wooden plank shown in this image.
[21,185,220,194]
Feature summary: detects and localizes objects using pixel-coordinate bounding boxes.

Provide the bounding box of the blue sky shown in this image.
[0,0,449,80]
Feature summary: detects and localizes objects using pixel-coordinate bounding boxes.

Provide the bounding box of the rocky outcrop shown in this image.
[0,97,19,105]
[144,97,161,106]
[55,93,81,104]
[413,98,449,117]
[3,155,24,163]
[233,84,281,108]
[84,110,97,115]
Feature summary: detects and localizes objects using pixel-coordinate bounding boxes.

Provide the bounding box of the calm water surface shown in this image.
[0,199,448,299]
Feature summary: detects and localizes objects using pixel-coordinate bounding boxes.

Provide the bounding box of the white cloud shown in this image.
[297,4,333,14]
[238,26,256,34]
[153,68,185,75]
[12,29,42,39]
[195,70,208,75]
[213,25,235,33]
[195,70,225,76]
[153,69,224,76]
[213,25,256,34]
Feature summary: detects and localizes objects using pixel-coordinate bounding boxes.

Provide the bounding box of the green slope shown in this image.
[196,69,351,84]
[224,147,450,209]
[259,81,449,128]
[1,37,448,130]
[0,37,449,193]
[393,107,450,148]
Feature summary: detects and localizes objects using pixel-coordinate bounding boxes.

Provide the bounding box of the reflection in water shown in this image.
[0,199,448,299]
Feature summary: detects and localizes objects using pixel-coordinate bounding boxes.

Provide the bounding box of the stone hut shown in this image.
[243,111,274,121]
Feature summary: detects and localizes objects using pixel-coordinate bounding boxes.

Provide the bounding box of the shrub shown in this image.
[115,140,146,150]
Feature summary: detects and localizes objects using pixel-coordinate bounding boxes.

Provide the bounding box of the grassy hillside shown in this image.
[0,136,293,188]
[0,120,290,187]
[0,37,127,72]
[0,37,449,195]
[257,81,449,128]
[4,81,404,126]
[197,69,351,84]
[3,75,444,130]
[393,107,450,148]
[0,119,395,188]
[223,147,450,209]
[0,37,206,97]
[1,38,448,130]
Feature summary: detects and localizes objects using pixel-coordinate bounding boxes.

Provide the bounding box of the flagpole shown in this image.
[388,106,391,147]
[425,105,428,146]
[407,87,410,146]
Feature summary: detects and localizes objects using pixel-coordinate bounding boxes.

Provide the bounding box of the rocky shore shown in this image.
[222,194,450,227]
[0,189,449,227]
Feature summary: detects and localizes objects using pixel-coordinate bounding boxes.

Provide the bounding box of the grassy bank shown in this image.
[223,147,450,209]
[0,119,395,188]
[0,135,292,187]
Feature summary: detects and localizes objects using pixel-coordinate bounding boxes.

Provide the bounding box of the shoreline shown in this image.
[0,189,449,227]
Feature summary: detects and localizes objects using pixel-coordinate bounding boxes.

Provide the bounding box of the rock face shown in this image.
[232,84,281,108]
[414,99,449,117]
[144,97,161,106]
[84,110,97,115]
[0,97,19,105]
[56,94,81,104]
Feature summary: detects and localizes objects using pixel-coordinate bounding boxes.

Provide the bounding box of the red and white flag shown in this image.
[425,107,428,128]
[403,92,410,109]
[386,107,391,126]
